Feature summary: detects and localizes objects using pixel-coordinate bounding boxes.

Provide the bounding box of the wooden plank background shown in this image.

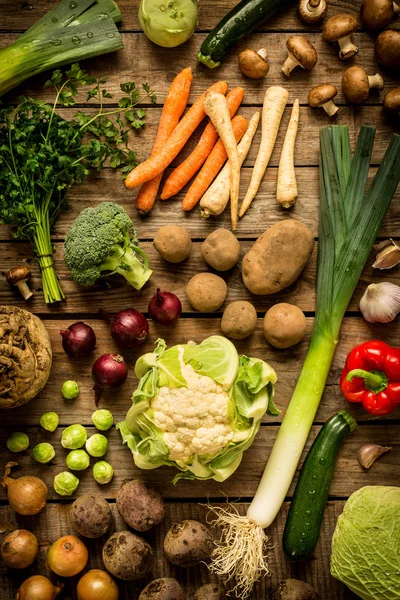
[0,0,399,598]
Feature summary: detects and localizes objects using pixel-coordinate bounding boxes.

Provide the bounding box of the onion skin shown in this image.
[148,289,182,325]
[1,529,38,569]
[77,569,119,600]
[92,354,128,405]
[47,535,88,577]
[100,309,149,349]
[2,461,47,515]
[16,576,62,600]
[60,322,96,358]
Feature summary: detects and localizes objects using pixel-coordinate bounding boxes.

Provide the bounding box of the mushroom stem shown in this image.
[257,47,268,61]
[338,36,359,59]
[368,73,384,89]
[308,0,321,7]
[16,280,33,301]
[322,100,340,116]
[281,54,300,77]
[394,2,400,14]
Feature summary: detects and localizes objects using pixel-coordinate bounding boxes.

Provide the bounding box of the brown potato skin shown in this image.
[70,494,113,539]
[193,583,226,599]
[272,579,319,599]
[164,520,214,567]
[153,225,192,263]
[186,273,227,312]
[221,301,257,340]
[263,303,306,349]
[116,479,165,532]
[103,531,154,581]
[201,229,241,271]
[139,578,184,600]
[242,220,314,295]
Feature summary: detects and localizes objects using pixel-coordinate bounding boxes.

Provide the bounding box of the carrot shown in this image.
[125,80,228,189]
[203,91,241,229]
[200,111,260,219]
[135,67,193,214]
[160,86,245,200]
[277,99,300,209]
[239,86,289,218]
[182,114,248,213]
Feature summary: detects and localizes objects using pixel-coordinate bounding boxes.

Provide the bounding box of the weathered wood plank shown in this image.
[0,502,356,600]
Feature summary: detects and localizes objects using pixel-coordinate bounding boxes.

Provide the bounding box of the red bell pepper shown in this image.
[340,340,400,415]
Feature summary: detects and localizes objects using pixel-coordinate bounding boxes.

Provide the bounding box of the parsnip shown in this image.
[277,99,300,208]
[200,111,260,219]
[239,86,289,218]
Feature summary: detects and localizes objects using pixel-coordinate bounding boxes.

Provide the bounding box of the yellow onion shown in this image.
[47,535,88,577]
[77,569,119,600]
[2,462,47,515]
[1,529,38,568]
[16,575,62,600]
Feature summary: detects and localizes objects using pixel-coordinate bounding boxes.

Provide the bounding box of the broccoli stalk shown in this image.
[100,230,152,290]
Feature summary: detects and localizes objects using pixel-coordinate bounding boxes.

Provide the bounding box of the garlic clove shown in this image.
[372,238,400,270]
[358,444,391,469]
[359,282,400,323]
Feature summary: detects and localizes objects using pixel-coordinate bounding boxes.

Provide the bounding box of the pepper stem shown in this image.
[346,369,388,393]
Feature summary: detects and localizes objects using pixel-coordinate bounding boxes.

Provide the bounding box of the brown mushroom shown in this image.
[298,0,327,25]
[361,0,400,31]
[375,29,400,69]
[383,87,400,115]
[281,35,318,77]
[342,66,384,104]
[322,14,359,60]
[308,84,339,116]
[6,265,33,300]
[238,48,269,79]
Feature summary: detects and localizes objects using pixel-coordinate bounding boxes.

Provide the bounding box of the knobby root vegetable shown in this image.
[102,531,154,580]
[164,519,214,567]
[186,273,228,312]
[116,479,165,531]
[277,100,300,208]
[272,579,319,599]
[201,229,241,271]
[193,583,226,600]
[200,111,260,219]
[138,578,184,600]
[71,493,113,538]
[240,87,288,218]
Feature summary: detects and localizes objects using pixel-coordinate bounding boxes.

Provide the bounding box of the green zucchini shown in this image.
[283,409,357,562]
[197,0,295,69]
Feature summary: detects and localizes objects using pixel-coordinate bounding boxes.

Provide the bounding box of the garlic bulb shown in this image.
[373,239,400,270]
[358,444,391,469]
[359,282,400,323]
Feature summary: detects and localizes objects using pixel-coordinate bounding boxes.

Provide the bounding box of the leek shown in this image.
[208,126,400,598]
[0,0,122,97]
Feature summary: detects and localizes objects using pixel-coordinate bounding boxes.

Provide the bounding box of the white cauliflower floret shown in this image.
[151,359,233,461]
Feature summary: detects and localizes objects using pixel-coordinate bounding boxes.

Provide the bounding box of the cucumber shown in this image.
[197,0,295,69]
[283,410,357,562]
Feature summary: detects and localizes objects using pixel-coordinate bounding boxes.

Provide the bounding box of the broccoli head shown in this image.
[64,202,152,289]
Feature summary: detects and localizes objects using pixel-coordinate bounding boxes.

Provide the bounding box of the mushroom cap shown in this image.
[342,66,369,103]
[383,87,400,112]
[286,35,318,70]
[308,83,338,107]
[6,265,32,285]
[238,48,269,79]
[361,0,396,31]
[375,30,400,69]
[323,13,359,42]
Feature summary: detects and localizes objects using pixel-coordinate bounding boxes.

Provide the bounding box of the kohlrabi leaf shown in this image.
[183,335,239,389]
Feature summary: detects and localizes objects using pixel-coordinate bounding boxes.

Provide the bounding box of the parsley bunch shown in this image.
[0,63,156,303]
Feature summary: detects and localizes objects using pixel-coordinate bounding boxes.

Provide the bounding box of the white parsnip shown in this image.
[239,86,289,218]
[200,112,261,219]
[277,99,300,208]
[203,90,241,229]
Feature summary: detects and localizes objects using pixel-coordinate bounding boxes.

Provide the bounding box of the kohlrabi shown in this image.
[139,0,198,48]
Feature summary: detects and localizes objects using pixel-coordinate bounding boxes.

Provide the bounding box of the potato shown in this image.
[221,301,257,340]
[263,303,306,349]
[201,229,240,271]
[164,519,214,567]
[242,220,314,295]
[103,531,154,581]
[139,578,184,600]
[116,479,164,532]
[193,583,226,600]
[272,579,319,599]
[186,273,227,312]
[153,225,192,263]
[70,493,113,539]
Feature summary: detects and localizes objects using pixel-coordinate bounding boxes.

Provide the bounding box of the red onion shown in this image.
[148,289,182,325]
[92,353,128,405]
[60,322,96,358]
[100,309,148,349]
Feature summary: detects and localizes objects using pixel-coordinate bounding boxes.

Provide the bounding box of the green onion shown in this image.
[208,126,400,598]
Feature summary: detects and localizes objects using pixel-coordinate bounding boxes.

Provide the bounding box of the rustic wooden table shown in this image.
[0,1,399,598]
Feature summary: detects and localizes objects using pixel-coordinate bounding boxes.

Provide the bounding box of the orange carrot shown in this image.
[136,67,193,215]
[182,114,248,212]
[160,86,245,200]
[125,80,228,189]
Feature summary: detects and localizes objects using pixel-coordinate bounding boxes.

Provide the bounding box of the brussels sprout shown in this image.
[66,449,90,471]
[54,471,80,496]
[61,424,87,450]
[6,432,29,453]
[93,461,114,484]
[91,409,113,431]
[32,442,55,464]
[61,380,80,400]
[40,412,59,432]
[85,434,108,457]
